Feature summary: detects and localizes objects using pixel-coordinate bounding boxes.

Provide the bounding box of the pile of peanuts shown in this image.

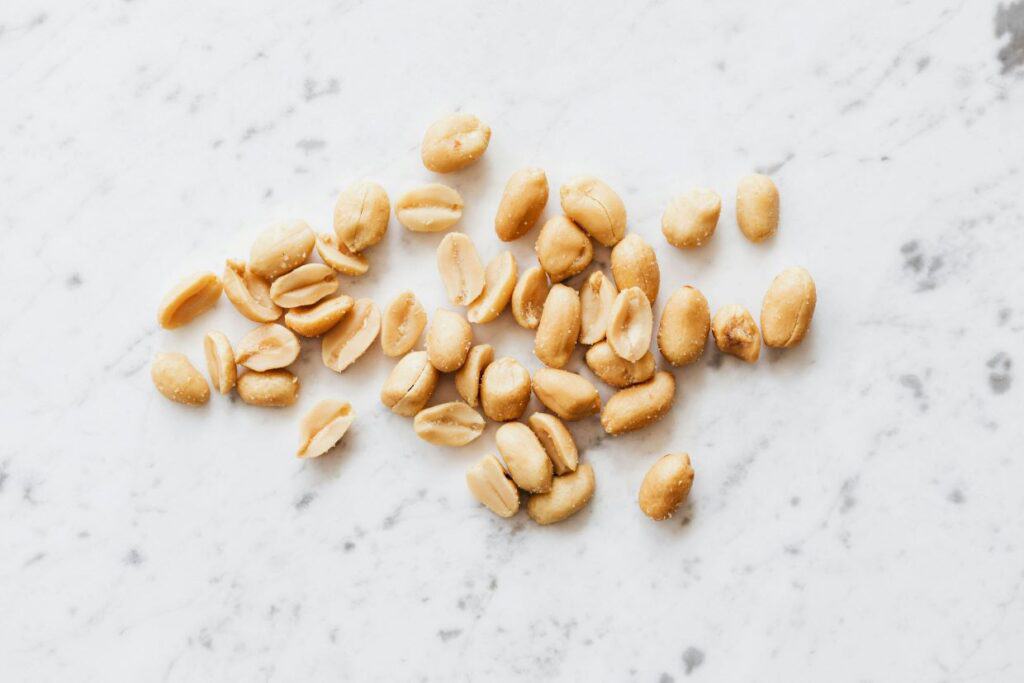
[152,113,817,525]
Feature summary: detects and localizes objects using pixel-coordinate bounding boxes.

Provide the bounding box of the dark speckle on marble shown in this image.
[997,307,1012,325]
[899,374,928,411]
[295,492,316,510]
[659,674,676,683]
[755,152,794,175]
[916,55,931,72]
[682,647,704,675]
[995,1,1024,73]
[304,78,340,101]
[0,461,8,493]
[839,477,858,513]
[343,541,355,552]
[438,629,462,642]
[900,240,944,291]
[124,548,144,565]
[790,496,801,507]
[66,273,83,288]
[948,488,965,504]
[296,138,326,153]
[987,352,1012,394]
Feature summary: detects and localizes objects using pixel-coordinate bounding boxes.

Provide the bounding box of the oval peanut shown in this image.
[381,351,439,416]
[426,309,472,372]
[333,180,390,252]
[532,368,601,421]
[151,352,210,405]
[559,176,626,247]
[284,295,354,337]
[297,400,354,459]
[466,454,520,518]
[315,232,369,276]
[760,267,816,348]
[606,287,653,363]
[236,323,300,371]
[236,369,299,407]
[269,263,338,308]
[467,251,517,324]
[736,174,779,242]
[322,298,381,372]
[601,371,675,435]
[657,285,710,366]
[526,464,595,525]
[711,304,760,363]
[203,331,237,395]
[413,401,485,446]
[381,291,427,357]
[535,215,593,283]
[437,232,485,306]
[454,344,494,408]
[496,422,553,493]
[527,412,578,475]
[480,357,532,422]
[639,452,694,521]
[534,284,581,369]
[420,113,491,173]
[511,266,550,330]
[610,233,659,303]
[585,341,655,388]
[579,270,618,345]
[157,272,222,329]
[396,183,464,233]
[249,220,315,279]
[495,167,548,241]
[662,188,721,248]
[222,260,281,323]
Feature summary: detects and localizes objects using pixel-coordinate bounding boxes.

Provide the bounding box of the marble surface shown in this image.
[2,0,1023,680]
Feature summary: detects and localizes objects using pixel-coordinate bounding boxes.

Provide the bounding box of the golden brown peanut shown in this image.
[511,266,550,330]
[467,251,517,324]
[639,452,695,521]
[526,464,595,525]
[426,309,472,372]
[396,183,464,233]
[658,286,710,366]
[322,298,381,372]
[480,357,532,422]
[585,342,655,388]
[611,233,660,303]
[559,177,626,247]
[579,271,618,345]
[534,215,593,283]
[495,167,548,241]
[662,188,721,248]
[151,352,210,405]
[285,295,354,337]
[381,291,427,357]
[606,287,653,362]
[315,233,369,276]
[466,454,520,518]
[760,267,817,348]
[413,401,485,446]
[496,422,553,493]
[236,369,299,407]
[534,284,581,369]
[249,220,315,279]
[527,412,578,475]
[297,400,354,459]
[601,371,675,435]
[269,263,338,308]
[420,113,491,173]
[223,260,281,323]
[532,368,601,421]
[157,272,222,329]
[437,232,485,305]
[711,304,760,362]
[736,174,779,242]
[381,351,439,416]
[236,323,300,371]
[454,344,494,408]
[333,181,390,253]
[203,331,236,395]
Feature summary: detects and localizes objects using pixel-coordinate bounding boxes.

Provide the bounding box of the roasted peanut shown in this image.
[315,233,369,276]
[495,167,548,241]
[601,371,675,435]
[223,260,281,323]
[559,176,626,247]
[639,453,694,521]
[285,295,354,337]
[585,341,655,388]
[420,113,491,173]
[532,368,601,421]
[657,286,710,366]
[606,287,653,362]
[151,352,210,405]
[426,309,472,372]
[203,331,237,395]
[249,220,315,279]
[157,272,222,329]
[760,267,816,348]
[467,251,517,324]
[662,188,721,248]
[579,271,617,345]
[527,412,578,475]
[526,464,595,525]
[480,357,532,422]
[736,174,779,242]
[237,369,299,407]
[466,454,520,518]
[534,284,581,368]
[381,291,427,357]
[381,351,439,416]
[413,401,485,446]
[496,422,553,493]
[269,263,338,308]
[534,215,593,282]
[511,266,550,330]
[297,400,354,459]
[437,232,485,305]
[454,344,494,407]
[333,181,390,252]
[711,304,760,362]
[322,298,381,372]
[236,323,300,371]
[396,183,464,233]
[611,233,660,303]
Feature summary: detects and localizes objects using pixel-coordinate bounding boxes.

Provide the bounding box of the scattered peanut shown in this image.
[662,188,721,248]
[579,271,618,345]
[657,285,710,366]
[396,183,464,233]
[249,220,315,279]
[585,341,655,388]
[236,369,299,407]
[454,344,494,408]
[381,291,427,357]
[495,167,548,241]
[532,368,601,421]
[333,181,390,252]
[511,266,550,330]
[535,215,593,283]
[611,233,660,303]
[467,251,517,324]
[269,263,338,308]
[381,351,439,416]
[466,454,520,518]
[638,453,694,521]
[285,295,354,337]
[736,174,779,242]
[496,422,553,493]
[437,232,485,306]
[426,309,472,372]
[526,464,595,525]
[606,287,653,362]
[315,233,369,276]
[534,284,581,368]
[601,371,675,435]
[559,176,626,247]
[322,298,381,372]
[236,323,300,371]
[760,267,816,348]
[203,331,237,395]
[151,352,210,405]
[421,113,491,173]
[527,412,578,475]
[157,272,222,329]
[413,401,485,446]
[711,304,760,362]
[297,400,354,459]
[222,260,281,323]
[480,357,532,422]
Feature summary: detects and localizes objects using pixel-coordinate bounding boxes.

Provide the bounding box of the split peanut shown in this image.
[495,422,553,493]
[236,323,300,371]
[269,263,338,308]
[381,291,427,357]
[322,298,381,372]
[579,271,617,345]
[285,295,354,337]
[606,287,653,363]
[711,304,760,362]
[511,266,550,330]
[426,309,472,372]
[532,368,601,421]
[585,341,655,388]
[381,351,439,416]
[467,251,517,324]
[315,233,369,276]
[454,344,494,408]
[397,183,464,233]
[223,260,281,323]
[237,369,299,407]
[527,412,578,475]
[157,272,222,329]
[559,176,626,247]
[437,232,485,306]
[249,220,315,279]
[203,331,237,395]
[333,181,390,252]
[466,454,519,518]
[480,357,532,422]
[413,401,485,446]
[297,400,354,459]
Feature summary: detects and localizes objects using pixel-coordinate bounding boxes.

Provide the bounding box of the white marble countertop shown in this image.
[2,0,1023,680]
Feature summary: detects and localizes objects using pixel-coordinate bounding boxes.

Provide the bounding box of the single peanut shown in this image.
[333,180,390,252]
[223,260,281,323]
[579,271,618,345]
[269,263,338,308]
[535,215,593,283]
[236,369,299,407]
[466,454,520,518]
[157,272,222,329]
[639,453,694,521]
[413,401,485,446]
[454,344,494,408]
[527,412,578,475]
[526,464,595,525]
[559,176,626,247]
[534,284,581,368]
[658,285,710,366]
[396,183,464,233]
[236,323,300,371]
[610,233,659,303]
[426,309,472,372]
[760,267,816,348]
[151,352,210,405]
[585,341,655,388]
[601,371,675,435]
[511,266,550,330]
[381,351,439,416]
[480,357,532,422]
[662,188,721,248]
[606,287,653,362]
[249,220,315,279]
[532,368,601,421]
[285,295,354,337]
[322,298,381,372]
[203,331,237,395]
[297,400,354,459]
[736,174,779,242]
[495,167,548,241]
[711,304,760,362]
[495,422,553,493]
[467,251,517,324]
[381,291,427,357]
[420,113,491,173]
[315,233,369,276]
[437,232,485,306]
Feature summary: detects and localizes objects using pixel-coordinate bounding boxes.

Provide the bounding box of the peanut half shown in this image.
[711,304,760,362]
[322,298,381,372]
[381,291,427,357]
[526,464,595,525]
[760,267,816,348]
[157,272,222,329]
[333,181,390,253]
[466,454,520,518]
[285,295,354,337]
[535,215,593,283]
[496,422,553,493]
[437,232,485,306]
[495,167,548,241]
[413,401,485,446]
[467,251,517,324]
[454,344,494,408]
[657,285,710,366]
[606,287,653,363]
[237,369,299,407]
[532,368,601,421]
[601,371,675,435]
[662,188,721,248]
[736,174,779,242]
[223,260,281,323]
[396,183,464,233]
[249,220,315,279]
[611,233,660,303]
[559,176,626,247]
[421,113,491,173]
[426,309,472,372]
[297,399,354,459]
[315,233,369,276]
[480,357,532,422]
[511,266,550,330]
[527,412,578,475]
[269,263,338,308]
[236,323,300,371]
[585,341,655,388]
[534,284,581,369]
[639,452,694,521]
[203,331,237,395]
[381,351,439,416]
[151,352,210,405]
[579,271,618,345]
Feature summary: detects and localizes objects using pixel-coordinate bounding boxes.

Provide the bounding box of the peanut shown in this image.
[606,287,653,362]
[437,232,485,306]
[396,183,464,233]
[527,412,578,475]
[511,265,550,330]
[315,233,369,276]
[454,344,494,408]
[532,368,601,421]
[585,341,655,388]
[249,220,314,279]
[535,215,593,283]
[381,291,427,357]
[736,174,779,242]
[662,188,721,248]
[601,371,675,435]
[760,267,816,348]
[467,251,517,324]
[579,271,618,345]
[285,295,354,337]
[534,284,581,368]
[495,167,548,241]
[611,233,660,303]
[559,176,626,247]
[711,304,760,362]
[236,323,300,371]
[151,352,210,405]
[657,285,710,366]
[466,454,519,518]
[495,422,553,493]
[420,113,491,173]
[236,369,299,407]
[526,464,595,525]
[203,331,237,395]
[157,272,222,329]
[223,260,281,323]
[322,298,381,372]
[413,401,485,446]
[297,400,354,459]
[480,357,532,422]
[333,181,390,252]
[269,263,338,308]
[638,453,694,521]
[426,309,472,372]
[381,351,439,416]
